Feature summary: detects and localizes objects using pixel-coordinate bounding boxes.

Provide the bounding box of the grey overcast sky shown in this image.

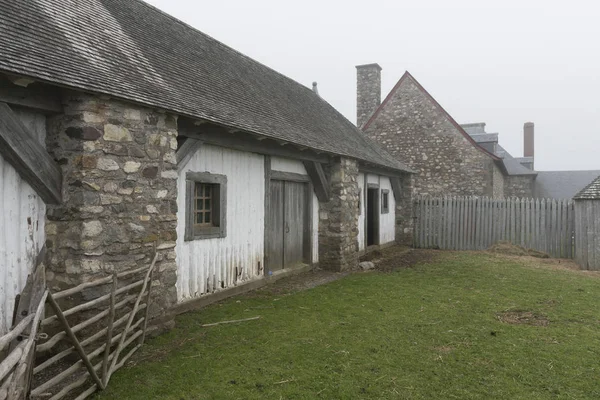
[146,0,599,171]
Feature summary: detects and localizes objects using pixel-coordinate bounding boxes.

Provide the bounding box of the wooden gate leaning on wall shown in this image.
[414,196,575,258]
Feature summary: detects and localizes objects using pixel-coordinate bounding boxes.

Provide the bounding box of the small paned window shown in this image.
[381,189,390,214]
[194,183,217,226]
[185,172,227,240]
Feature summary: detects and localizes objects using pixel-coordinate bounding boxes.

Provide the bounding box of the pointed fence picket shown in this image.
[414,196,575,258]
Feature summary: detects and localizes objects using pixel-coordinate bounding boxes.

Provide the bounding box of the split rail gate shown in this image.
[0,251,159,400]
[414,196,575,258]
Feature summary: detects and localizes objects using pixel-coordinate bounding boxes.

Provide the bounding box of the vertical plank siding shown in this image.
[415,196,575,259]
[176,144,265,301]
[575,200,600,270]
[378,177,397,245]
[357,173,365,252]
[0,153,46,334]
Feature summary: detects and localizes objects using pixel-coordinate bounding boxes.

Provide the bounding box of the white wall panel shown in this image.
[0,155,46,334]
[367,174,379,185]
[271,156,308,174]
[358,173,365,251]
[176,144,265,301]
[312,192,319,263]
[379,176,396,245]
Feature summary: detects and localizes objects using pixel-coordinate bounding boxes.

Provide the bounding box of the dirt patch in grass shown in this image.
[260,270,351,296]
[490,252,600,278]
[488,241,549,258]
[497,310,549,326]
[257,247,438,295]
[373,247,440,272]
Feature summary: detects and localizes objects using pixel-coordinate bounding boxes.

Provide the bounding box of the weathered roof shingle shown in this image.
[0,0,410,173]
[574,174,600,200]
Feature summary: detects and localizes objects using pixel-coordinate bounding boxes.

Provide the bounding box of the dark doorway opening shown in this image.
[366,188,379,246]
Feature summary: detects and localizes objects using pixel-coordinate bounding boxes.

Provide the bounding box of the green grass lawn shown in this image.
[96,252,600,399]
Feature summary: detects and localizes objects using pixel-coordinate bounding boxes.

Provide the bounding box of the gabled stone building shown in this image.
[357,64,506,198]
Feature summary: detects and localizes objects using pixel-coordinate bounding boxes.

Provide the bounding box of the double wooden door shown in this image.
[267,180,308,272]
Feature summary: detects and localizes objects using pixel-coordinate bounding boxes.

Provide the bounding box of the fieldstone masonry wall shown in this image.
[363,75,502,198]
[492,162,505,198]
[395,173,414,245]
[45,91,178,329]
[318,158,360,272]
[505,175,534,198]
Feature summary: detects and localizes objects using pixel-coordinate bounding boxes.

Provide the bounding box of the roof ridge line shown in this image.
[362,70,500,161]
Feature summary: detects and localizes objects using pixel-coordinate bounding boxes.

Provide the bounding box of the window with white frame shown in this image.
[185,172,227,240]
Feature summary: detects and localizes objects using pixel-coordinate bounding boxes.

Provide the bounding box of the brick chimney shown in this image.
[356,63,382,128]
[524,122,534,158]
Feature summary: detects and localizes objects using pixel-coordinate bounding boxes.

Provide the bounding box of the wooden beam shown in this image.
[176,138,202,167]
[0,75,62,114]
[303,161,330,202]
[390,177,402,201]
[0,102,62,204]
[359,163,408,178]
[270,171,310,182]
[178,121,331,164]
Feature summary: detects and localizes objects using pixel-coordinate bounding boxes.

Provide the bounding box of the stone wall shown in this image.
[318,158,359,272]
[45,91,178,329]
[492,162,505,198]
[505,175,535,198]
[395,173,414,245]
[363,75,501,198]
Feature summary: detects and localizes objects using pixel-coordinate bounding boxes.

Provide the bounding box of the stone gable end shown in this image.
[364,76,502,197]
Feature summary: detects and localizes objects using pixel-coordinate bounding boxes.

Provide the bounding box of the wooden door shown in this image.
[266,180,307,272]
[267,180,285,271]
[367,187,379,246]
[283,181,306,268]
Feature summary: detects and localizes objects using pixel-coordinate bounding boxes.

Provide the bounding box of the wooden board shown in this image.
[267,180,285,272]
[283,181,306,268]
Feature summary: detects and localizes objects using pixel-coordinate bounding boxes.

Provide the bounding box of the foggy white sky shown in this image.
[146,0,599,171]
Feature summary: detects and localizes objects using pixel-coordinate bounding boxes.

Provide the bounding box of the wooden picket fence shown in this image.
[414,196,575,258]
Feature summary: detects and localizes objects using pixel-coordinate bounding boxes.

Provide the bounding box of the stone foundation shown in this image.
[45,91,178,328]
[318,158,360,272]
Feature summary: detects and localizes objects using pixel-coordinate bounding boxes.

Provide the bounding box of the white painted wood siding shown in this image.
[379,176,396,245]
[367,174,379,185]
[271,157,319,264]
[0,154,46,334]
[358,173,366,251]
[176,144,265,301]
[271,156,307,175]
[312,193,319,263]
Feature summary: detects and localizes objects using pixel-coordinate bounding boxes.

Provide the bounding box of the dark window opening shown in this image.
[381,189,390,214]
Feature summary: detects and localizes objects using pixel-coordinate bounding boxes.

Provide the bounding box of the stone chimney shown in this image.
[356,63,382,128]
[524,122,534,158]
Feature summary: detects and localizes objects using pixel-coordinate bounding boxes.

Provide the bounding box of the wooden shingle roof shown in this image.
[574,174,600,200]
[0,0,411,173]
